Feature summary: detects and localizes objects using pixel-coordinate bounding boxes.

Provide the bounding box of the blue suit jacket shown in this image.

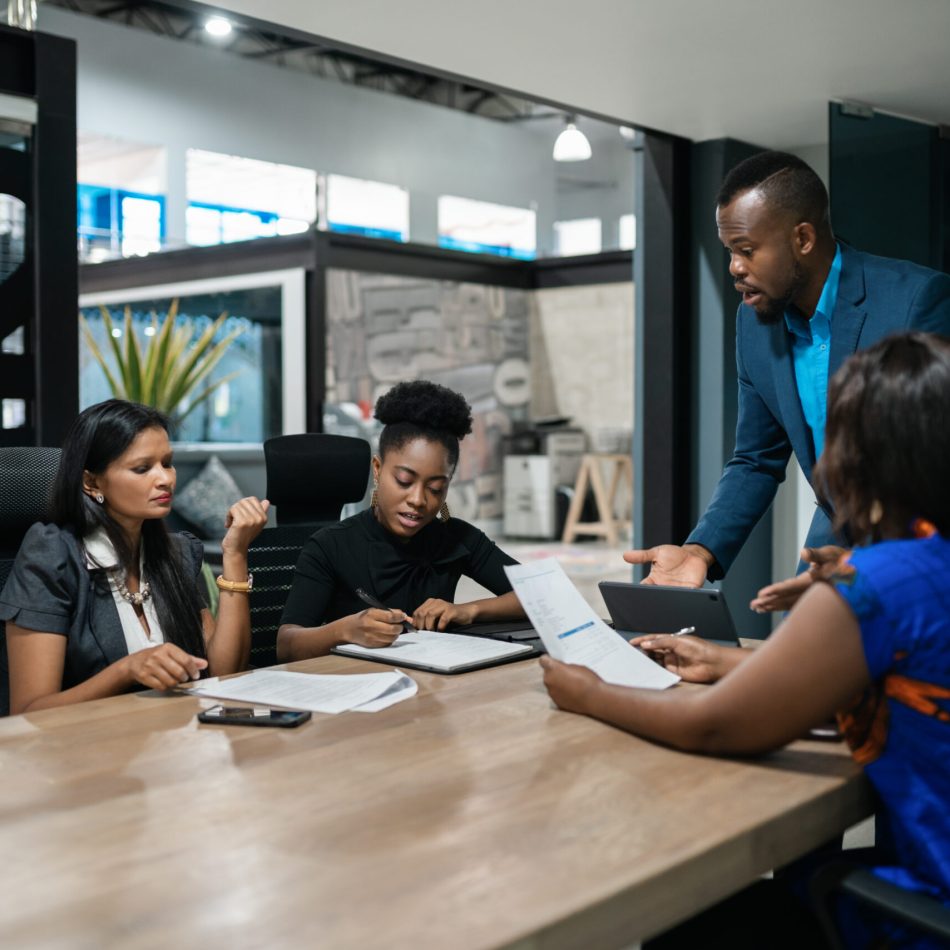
[687,244,950,578]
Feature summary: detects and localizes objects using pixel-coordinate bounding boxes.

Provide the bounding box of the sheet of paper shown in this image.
[188,669,413,714]
[505,559,679,690]
[337,630,532,671]
[352,673,418,712]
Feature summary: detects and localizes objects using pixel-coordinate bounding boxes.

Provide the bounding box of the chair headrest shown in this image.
[264,434,370,526]
[0,446,61,553]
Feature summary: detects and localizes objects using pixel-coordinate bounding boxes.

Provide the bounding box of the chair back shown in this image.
[246,434,370,667]
[263,434,370,526]
[0,446,62,716]
[246,524,318,668]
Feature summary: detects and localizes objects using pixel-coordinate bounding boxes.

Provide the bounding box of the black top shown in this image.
[280,508,517,627]
[0,523,205,714]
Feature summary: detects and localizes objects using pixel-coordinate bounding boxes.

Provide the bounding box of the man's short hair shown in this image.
[717,151,830,230]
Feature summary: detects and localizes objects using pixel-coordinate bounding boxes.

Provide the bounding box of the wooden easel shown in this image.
[561,453,633,546]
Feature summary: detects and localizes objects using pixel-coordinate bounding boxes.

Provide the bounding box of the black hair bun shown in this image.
[375,380,473,440]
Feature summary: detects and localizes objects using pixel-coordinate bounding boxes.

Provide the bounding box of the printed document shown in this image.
[505,559,679,689]
[189,669,417,714]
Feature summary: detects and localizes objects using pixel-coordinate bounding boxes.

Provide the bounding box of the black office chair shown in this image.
[0,446,62,716]
[811,859,950,949]
[246,434,371,668]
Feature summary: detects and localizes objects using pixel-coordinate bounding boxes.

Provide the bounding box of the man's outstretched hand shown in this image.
[621,544,713,588]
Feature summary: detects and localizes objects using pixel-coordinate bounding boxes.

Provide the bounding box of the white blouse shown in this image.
[83,528,165,656]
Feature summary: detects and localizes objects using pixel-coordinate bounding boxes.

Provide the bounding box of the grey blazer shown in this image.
[0,523,205,715]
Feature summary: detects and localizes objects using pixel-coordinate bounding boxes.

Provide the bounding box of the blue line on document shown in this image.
[557,621,594,640]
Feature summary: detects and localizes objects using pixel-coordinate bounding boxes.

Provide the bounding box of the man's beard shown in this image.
[752,261,807,325]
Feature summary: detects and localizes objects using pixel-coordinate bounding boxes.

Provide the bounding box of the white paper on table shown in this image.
[351,673,418,712]
[505,559,680,690]
[188,668,413,714]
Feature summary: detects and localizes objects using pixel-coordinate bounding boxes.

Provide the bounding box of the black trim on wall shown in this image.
[633,131,693,561]
[81,231,633,295]
[33,31,78,447]
[79,231,316,294]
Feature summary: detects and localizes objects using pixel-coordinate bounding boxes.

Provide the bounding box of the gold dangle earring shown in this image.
[371,481,379,511]
[438,500,451,522]
[869,500,884,525]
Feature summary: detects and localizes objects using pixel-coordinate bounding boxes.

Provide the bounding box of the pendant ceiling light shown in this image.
[553,117,592,162]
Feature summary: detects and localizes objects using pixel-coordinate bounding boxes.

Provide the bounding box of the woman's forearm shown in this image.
[468,591,526,622]
[205,552,252,674]
[13,659,135,714]
[276,618,351,662]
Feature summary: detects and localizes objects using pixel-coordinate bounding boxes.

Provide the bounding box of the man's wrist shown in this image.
[682,543,716,569]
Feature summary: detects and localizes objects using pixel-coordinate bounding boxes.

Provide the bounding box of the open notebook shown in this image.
[334,630,536,674]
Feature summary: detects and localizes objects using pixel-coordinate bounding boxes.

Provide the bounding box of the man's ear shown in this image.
[793,221,817,257]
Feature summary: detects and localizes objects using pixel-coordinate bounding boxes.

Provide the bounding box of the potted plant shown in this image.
[80,299,245,429]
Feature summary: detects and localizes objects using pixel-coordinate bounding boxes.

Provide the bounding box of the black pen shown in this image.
[354,588,415,632]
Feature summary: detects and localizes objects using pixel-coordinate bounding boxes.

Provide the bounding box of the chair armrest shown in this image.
[839,868,950,940]
[811,861,950,947]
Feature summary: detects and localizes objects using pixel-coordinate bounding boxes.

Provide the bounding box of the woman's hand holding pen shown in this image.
[344,608,408,648]
[629,634,732,684]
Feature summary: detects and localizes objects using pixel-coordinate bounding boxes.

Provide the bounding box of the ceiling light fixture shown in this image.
[553,117,592,162]
[205,16,233,38]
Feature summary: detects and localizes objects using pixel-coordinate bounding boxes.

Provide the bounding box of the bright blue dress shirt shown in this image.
[784,244,842,459]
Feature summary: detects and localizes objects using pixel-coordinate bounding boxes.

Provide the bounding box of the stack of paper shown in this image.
[188,669,417,714]
[505,559,680,690]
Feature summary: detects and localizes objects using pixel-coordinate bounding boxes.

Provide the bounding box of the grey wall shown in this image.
[40,6,630,257]
[554,137,636,249]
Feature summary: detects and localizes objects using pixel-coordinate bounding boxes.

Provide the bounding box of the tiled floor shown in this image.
[456,538,632,616]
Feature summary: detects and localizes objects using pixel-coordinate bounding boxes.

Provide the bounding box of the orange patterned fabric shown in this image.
[885,675,950,723]
[838,672,950,765]
[838,687,889,765]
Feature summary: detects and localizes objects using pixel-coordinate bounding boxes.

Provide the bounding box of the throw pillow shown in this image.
[173,455,242,539]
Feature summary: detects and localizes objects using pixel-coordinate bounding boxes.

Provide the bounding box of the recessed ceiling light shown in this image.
[205,17,233,38]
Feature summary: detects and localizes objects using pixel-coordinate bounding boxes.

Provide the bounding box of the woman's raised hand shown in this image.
[221,497,270,555]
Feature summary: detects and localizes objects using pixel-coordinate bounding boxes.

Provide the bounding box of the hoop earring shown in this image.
[438,500,451,522]
[95,493,105,505]
[869,500,883,526]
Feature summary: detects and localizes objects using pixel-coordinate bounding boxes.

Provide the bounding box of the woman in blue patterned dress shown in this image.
[542,331,950,949]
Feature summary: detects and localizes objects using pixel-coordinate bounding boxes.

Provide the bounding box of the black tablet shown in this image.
[598,582,741,646]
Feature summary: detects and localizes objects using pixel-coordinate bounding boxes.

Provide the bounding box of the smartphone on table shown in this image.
[197,705,311,728]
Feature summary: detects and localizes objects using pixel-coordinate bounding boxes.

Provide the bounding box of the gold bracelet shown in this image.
[216,573,253,593]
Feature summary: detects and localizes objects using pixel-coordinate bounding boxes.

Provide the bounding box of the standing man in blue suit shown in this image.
[625,150,950,588]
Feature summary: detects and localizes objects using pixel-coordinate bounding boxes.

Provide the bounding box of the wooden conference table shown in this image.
[0,654,873,950]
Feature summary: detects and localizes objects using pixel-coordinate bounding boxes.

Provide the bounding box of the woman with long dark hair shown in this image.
[277,380,524,660]
[0,399,268,714]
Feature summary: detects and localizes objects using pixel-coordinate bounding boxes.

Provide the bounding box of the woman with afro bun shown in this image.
[277,380,525,659]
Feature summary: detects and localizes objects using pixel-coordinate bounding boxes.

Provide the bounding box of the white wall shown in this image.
[531,282,634,442]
